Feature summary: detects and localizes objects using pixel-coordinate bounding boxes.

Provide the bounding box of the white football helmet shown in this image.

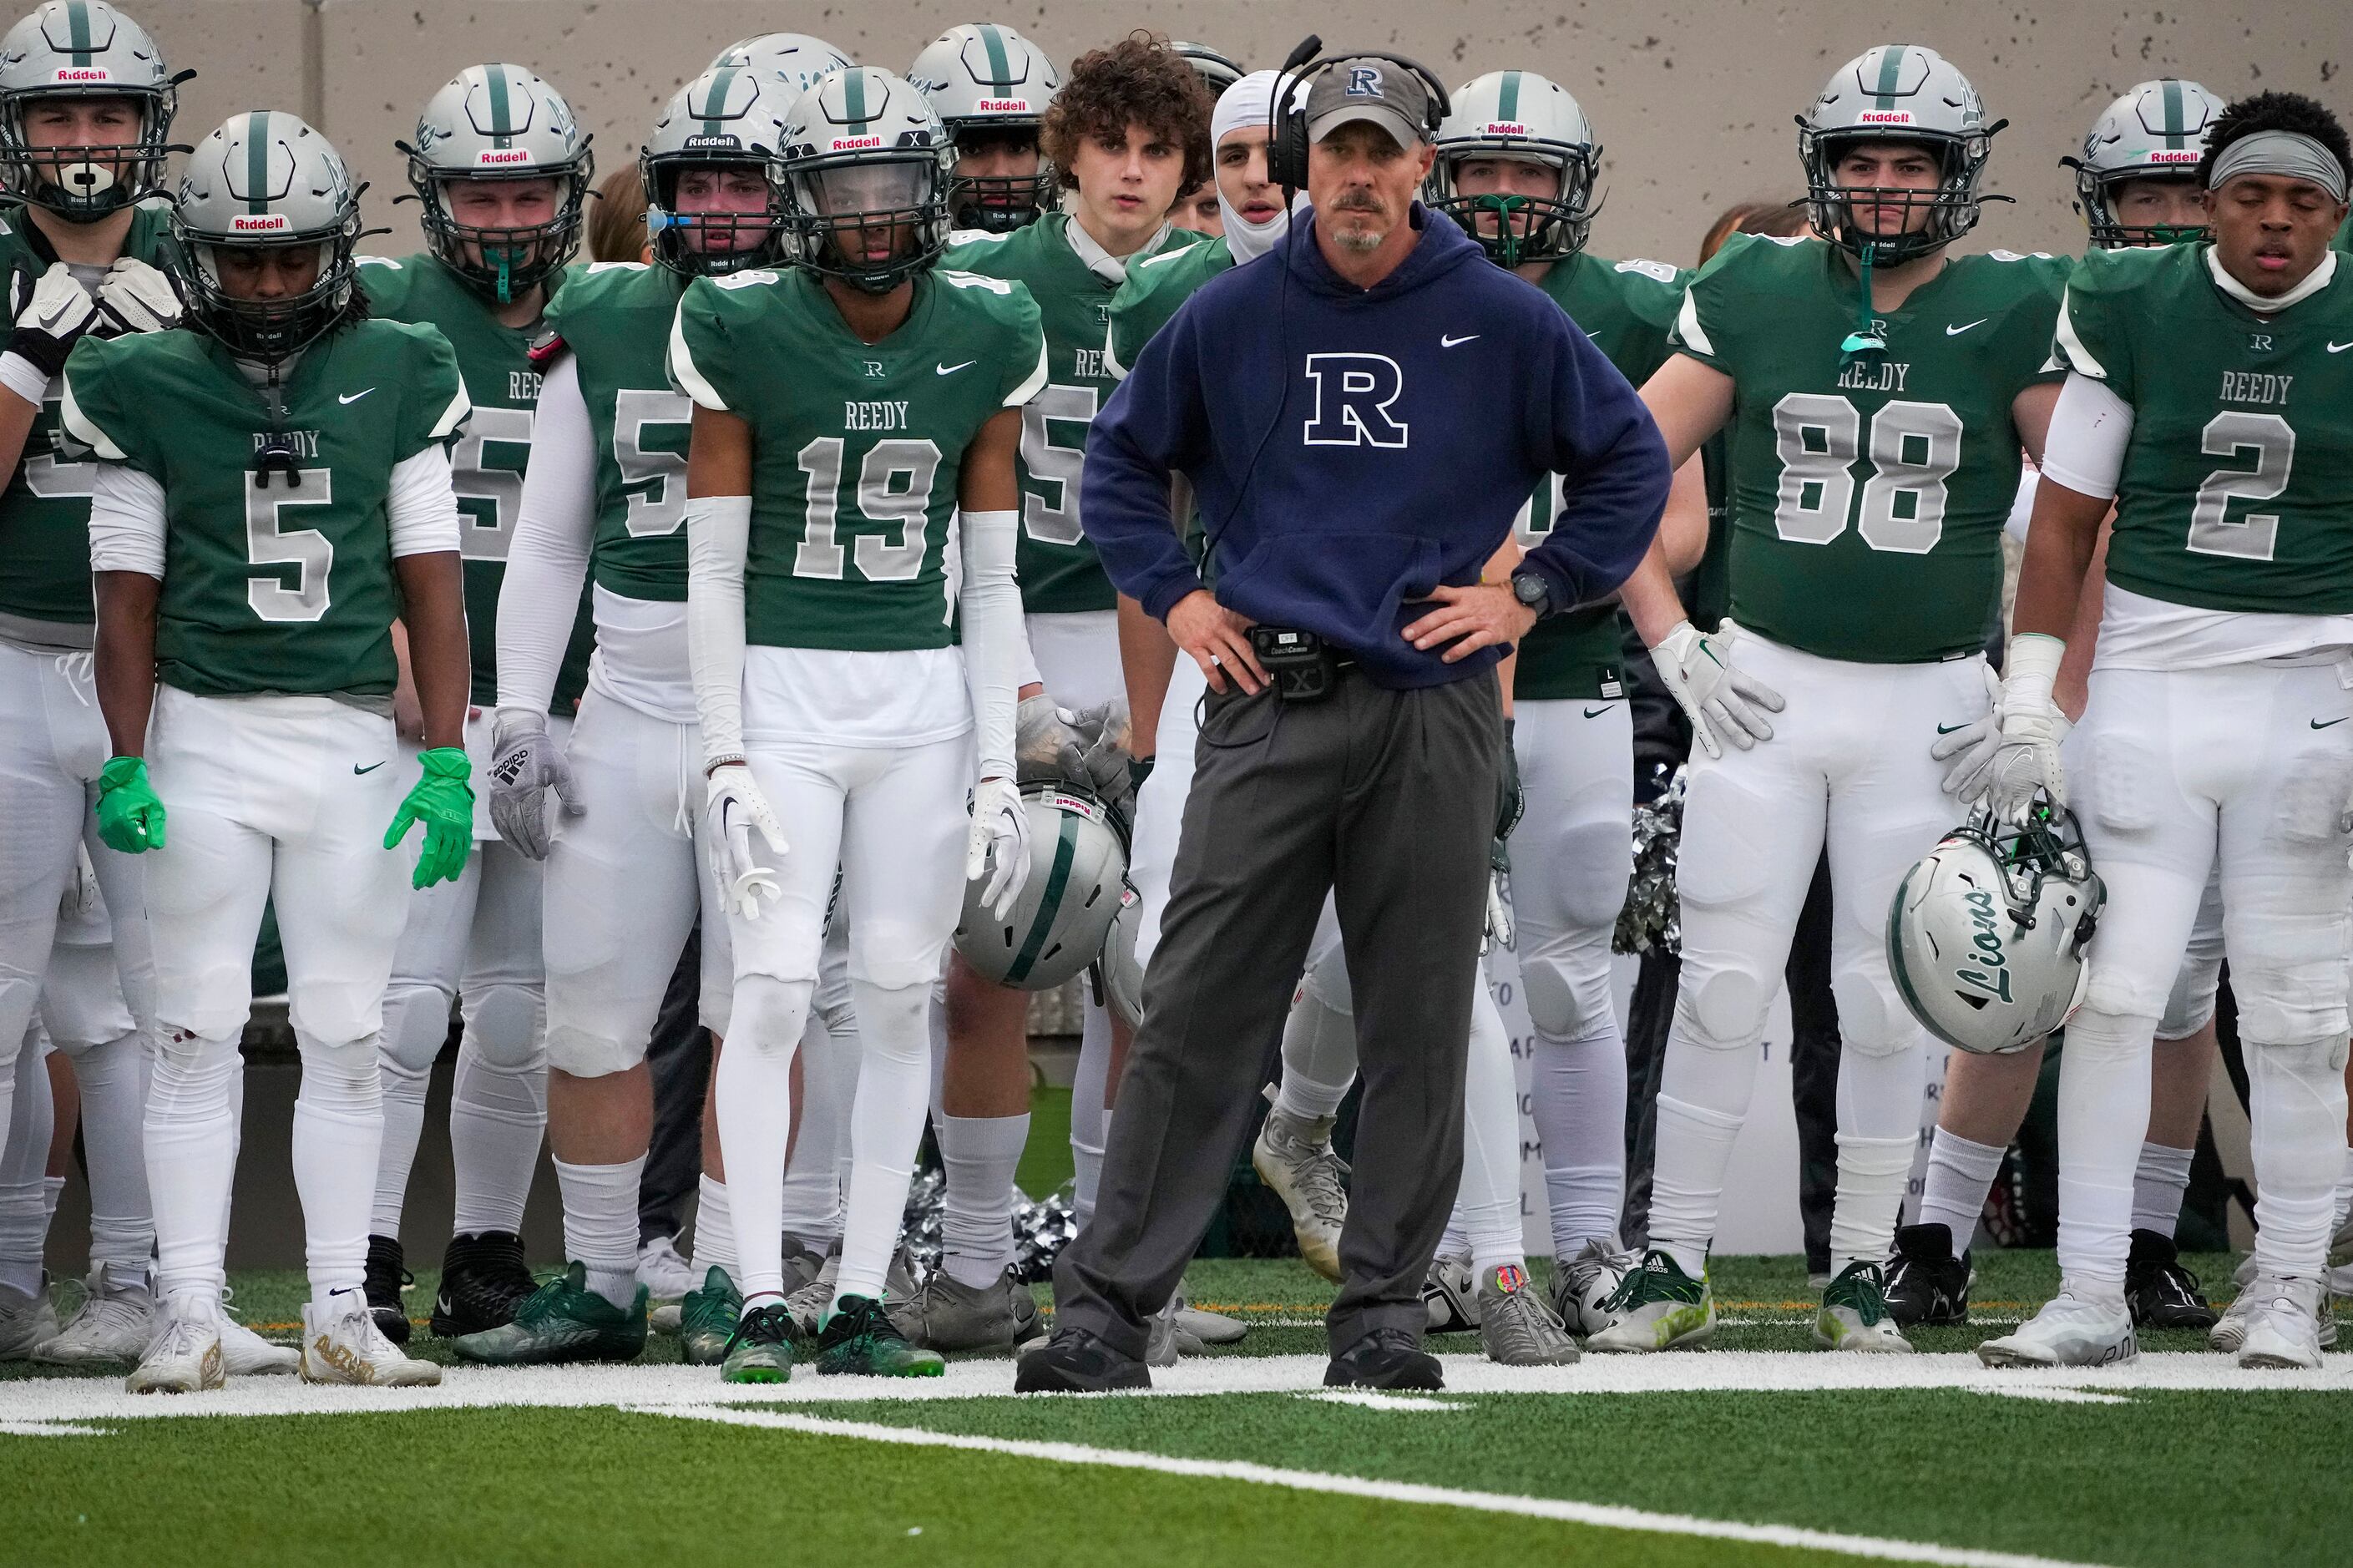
[907,22,1060,232]
[954,783,1129,992]
[1799,43,1996,264]
[2065,78,2226,248]
[1888,804,2105,1056]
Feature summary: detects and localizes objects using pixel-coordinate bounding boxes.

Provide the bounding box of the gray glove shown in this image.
[486,707,581,860]
[92,256,183,336]
[1056,699,1135,812]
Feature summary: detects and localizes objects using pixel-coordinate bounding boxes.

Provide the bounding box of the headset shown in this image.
[1266,35,1451,194]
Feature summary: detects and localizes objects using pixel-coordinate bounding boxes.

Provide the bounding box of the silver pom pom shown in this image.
[1613,764,1687,956]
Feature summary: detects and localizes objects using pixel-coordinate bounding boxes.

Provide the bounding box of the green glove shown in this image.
[95,755,166,853]
[384,746,475,889]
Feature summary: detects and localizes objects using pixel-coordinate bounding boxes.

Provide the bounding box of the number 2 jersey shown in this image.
[62,321,468,698]
[360,251,595,711]
[1671,233,2066,664]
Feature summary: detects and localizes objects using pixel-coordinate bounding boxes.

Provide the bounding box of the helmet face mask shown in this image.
[1428,70,1600,268]
[403,64,593,304]
[944,124,1050,234]
[781,67,954,294]
[908,23,1059,233]
[2067,78,2226,249]
[0,2,178,220]
[1799,45,1996,265]
[176,111,361,364]
[641,66,797,277]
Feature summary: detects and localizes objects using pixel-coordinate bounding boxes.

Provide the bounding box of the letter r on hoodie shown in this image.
[1302,353,1409,448]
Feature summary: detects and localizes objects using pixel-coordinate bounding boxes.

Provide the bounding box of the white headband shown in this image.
[2207,130,2349,204]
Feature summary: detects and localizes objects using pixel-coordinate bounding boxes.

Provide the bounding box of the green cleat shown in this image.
[1583,1249,1716,1353]
[1813,1260,1914,1353]
[448,1261,646,1366]
[679,1266,742,1367]
[719,1302,797,1384]
[813,1292,944,1378]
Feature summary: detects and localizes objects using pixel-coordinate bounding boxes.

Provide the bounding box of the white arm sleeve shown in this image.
[87,461,164,577]
[683,493,751,766]
[2003,463,2040,547]
[958,508,1022,782]
[2037,372,2135,502]
[495,352,596,715]
[387,444,463,558]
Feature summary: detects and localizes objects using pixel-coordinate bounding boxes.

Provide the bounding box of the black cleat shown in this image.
[1015,1327,1152,1393]
[1885,1223,1972,1328]
[430,1231,539,1338]
[1326,1327,1444,1390]
[364,1233,412,1345]
[2124,1229,2219,1331]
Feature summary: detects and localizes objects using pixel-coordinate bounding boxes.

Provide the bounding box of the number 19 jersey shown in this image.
[1671,233,2066,663]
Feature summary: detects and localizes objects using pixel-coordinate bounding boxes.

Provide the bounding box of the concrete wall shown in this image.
[122,3,2353,268]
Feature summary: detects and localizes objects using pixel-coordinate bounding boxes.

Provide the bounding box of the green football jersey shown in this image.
[942,214,1204,613]
[360,252,595,709]
[1672,233,2066,663]
[1516,251,1691,700]
[2053,243,2353,615]
[63,321,470,698]
[539,261,696,603]
[0,200,179,633]
[1107,235,1232,374]
[671,266,1047,651]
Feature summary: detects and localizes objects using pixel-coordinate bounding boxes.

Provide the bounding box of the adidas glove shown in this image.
[7,262,98,379]
[967,775,1031,921]
[485,707,581,860]
[1649,619,1784,761]
[384,746,476,889]
[704,761,787,920]
[94,756,165,854]
[92,255,183,336]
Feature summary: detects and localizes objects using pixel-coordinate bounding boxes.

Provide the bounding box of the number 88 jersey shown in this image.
[1670,232,2067,663]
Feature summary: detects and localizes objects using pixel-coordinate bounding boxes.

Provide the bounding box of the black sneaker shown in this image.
[1015,1327,1152,1393]
[1326,1327,1443,1390]
[2124,1229,2219,1330]
[364,1233,412,1345]
[430,1232,539,1338]
[1884,1223,1972,1328]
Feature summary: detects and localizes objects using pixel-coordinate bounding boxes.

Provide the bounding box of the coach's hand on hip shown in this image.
[1404,582,1538,660]
[1169,588,1268,695]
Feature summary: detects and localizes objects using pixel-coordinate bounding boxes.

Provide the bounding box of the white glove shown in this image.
[485,707,581,860]
[8,262,98,376]
[1929,663,2006,802]
[704,761,787,920]
[92,255,183,336]
[1984,633,2070,822]
[1650,619,1785,761]
[966,775,1031,921]
[58,843,102,925]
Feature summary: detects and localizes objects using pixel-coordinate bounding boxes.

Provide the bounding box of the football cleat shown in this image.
[639,1233,696,1334]
[300,1295,443,1386]
[0,1277,61,1359]
[127,1301,225,1393]
[219,1289,300,1375]
[719,1301,798,1383]
[1016,1327,1151,1393]
[1478,1263,1580,1365]
[431,1231,538,1338]
[2123,1229,2219,1331]
[782,1251,840,1338]
[1551,1235,1640,1337]
[1976,1289,2138,1368]
[812,1293,944,1378]
[2213,1267,2339,1353]
[1885,1222,1972,1328]
[363,1232,413,1345]
[1172,1291,1247,1348]
[1252,1102,1349,1282]
[890,1264,1038,1353]
[1420,1256,1481,1333]
[449,1261,647,1365]
[1814,1261,1915,1353]
[2232,1274,2328,1370]
[1326,1327,1444,1390]
[679,1266,743,1366]
[1586,1250,1715,1353]
[1145,1294,1181,1367]
[36,1267,154,1366]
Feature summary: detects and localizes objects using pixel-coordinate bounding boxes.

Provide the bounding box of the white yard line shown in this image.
[635,1403,2120,1568]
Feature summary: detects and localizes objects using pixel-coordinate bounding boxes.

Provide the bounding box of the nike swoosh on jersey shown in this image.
[936,361,974,376]
[2330,341,2353,354]
[1441,333,1479,348]
[340,388,375,404]
[353,761,385,774]
[1945,320,1987,336]
[2312,717,2348,729]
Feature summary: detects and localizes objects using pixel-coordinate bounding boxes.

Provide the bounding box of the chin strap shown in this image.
[1840,240,1888,361]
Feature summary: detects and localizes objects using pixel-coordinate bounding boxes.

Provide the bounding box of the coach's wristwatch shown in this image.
[1510,569,1554,621]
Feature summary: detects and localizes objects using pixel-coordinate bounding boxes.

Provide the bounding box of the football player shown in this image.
[357,62,597,1346]
[1166,46,1242,238]
[454,66,780,1370]
[73,110,471,1392]
[1892,79,2233,1335]
[909,23,1060,235]
[670,65,1040,1382]
[1979,91,2353,1371]
[1595,45,2066,1353]
[903,34,1208,1356]
[0,0,181,1356]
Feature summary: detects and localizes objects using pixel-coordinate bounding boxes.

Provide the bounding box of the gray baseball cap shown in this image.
[1305,57,1435,149]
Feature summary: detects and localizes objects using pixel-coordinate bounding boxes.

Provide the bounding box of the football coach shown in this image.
[1018,48,1672,1393]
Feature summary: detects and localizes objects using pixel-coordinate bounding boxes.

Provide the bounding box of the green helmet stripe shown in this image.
[979,24,1011,87]
[485,63,514,148]
[702,64,736,138]
[1497,70,1521,123]
[1872,44,1905,109]
[1004,810,1080,987]
[843,67,869,134]
[245,110,271,215]
[2160,78,2186,147]
[65,0,92,65]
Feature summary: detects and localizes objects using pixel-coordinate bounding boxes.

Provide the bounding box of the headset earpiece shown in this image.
[1266,40,1453,195]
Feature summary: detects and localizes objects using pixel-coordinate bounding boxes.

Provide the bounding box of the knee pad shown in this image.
[848,979,930,1070]
[380,979,456,1075]
[2224,909,2351,1044]
[149,1031,240,1120]
[731,975,815,1060]
[846,920,949,995]
[1520,938,1614,1041]
[2272,751,2353,849]
[1829,965,1915,1060]
[2059,1006,2159,1066]
[1299,942,1355,1016]
[544,1024,644,1080]
[1672,964,1770,1051]
[2154,953,2224,1042]
[2077,728,2164,838]
[459,982,546,1071]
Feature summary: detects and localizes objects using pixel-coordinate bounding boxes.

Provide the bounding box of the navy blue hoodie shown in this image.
[1080,205,1669,689]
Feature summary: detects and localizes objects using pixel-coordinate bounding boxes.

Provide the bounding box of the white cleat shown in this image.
[1171,1291,1247,1349]
[220,1311,300,1375]
[127,1302,226,1393]
[1252,1101,1348,1283]
[36,1270,154,1366]
[2214,1270,2338,1354]
[0,1277,62,1360]
[640,1234,694,1334]
[2234,1275,2328,1371]
[1976,1289,2138,1368]
[1552,1235,1639,1338]
[299,1296,443,1386]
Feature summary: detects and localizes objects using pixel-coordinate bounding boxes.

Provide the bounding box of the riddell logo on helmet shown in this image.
[230,213,291,233]
[1858,110,1915,124]
[976,99,1028,112]
[1482,121,1531,136]
[474,148,533,166]
[50,67,112,83]
[829,135,883,151]
[2146,149,2199,164]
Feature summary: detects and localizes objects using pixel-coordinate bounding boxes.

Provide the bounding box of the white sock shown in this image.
[1070,999,1111,1225]
[1275,977,1359,1123]
[554,1154,646,1308]
[448,1034,546,1238]
[690,1174,736,1277]
[146,1030,241,1302]
[1528,1023,1627,1257]
[64,1029,154,1279]
[779,1009,846,1252]
[1915,1127,2005,1245]
[2129,1140,2195,1239]
[1459,984,1523,1277]
[2053,1009,2154,1291]
[1438,1211,1469,1264]
[370,1058,430,1238]
[2335,1146,2353,1234]
[292,1036,385,1311]
[836,980,931,1307]
[2246,1038,2350,1281]
[0,1039,50,1295]
[714,974,808,1302]
[1647,1091,1745,1277]
[43,1173,63,1222]
[939,1111,1028,1289]
[1829,1135,1914,1275]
